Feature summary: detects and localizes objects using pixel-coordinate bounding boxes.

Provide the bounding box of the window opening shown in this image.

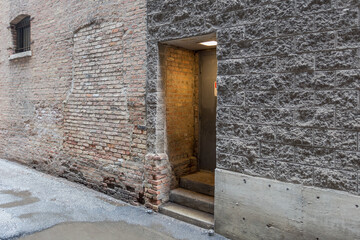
[15,16,31,53]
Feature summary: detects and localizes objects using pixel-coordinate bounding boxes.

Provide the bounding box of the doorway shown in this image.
[159,35,218,228]
[158,32,219,228]
[160,34,218,182]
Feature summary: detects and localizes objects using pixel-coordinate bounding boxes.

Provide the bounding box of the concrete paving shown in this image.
[0,159,227,240]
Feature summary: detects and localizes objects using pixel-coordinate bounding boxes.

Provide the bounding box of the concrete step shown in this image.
[180,171,214,196]
[159,202,214,229]
[170,188,214,214]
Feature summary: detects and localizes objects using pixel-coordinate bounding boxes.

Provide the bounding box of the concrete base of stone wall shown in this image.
[215,169,360,240]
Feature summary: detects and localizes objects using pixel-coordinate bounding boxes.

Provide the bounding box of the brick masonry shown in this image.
[0,0,147,205]
[161,45,199,187]
[147,0,360,196]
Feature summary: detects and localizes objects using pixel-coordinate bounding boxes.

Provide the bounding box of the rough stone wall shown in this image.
[147,0,360,195]
[0,0,147,204]
[162,45,198,185]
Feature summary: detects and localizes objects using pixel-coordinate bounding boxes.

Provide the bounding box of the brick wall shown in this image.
[147,0,360,195]
[0,0,147,204]
[161,45,199,186]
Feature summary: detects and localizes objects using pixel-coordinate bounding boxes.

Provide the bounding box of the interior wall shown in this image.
[161,45,199,187]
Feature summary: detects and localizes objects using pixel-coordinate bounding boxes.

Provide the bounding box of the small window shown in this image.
[14,16,31,53]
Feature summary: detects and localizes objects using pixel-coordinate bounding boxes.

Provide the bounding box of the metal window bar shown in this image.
[15,17,30,53]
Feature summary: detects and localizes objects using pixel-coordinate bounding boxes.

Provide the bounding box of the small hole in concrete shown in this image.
[268,184,271,188]
[286,188,289,191]
[243,217,246,221]
[243,179,246,183]
[316,196,320,199]
[356,205,359,208]
[316,238,319,240]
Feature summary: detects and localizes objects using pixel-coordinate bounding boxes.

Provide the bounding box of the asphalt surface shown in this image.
[0,159,227,240]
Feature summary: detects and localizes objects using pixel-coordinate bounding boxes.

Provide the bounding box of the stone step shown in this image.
[170,188,214,214]
[180,171,214,196]
[159,202,214,229]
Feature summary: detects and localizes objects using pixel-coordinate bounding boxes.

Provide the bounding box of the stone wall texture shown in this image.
[1,0,359,215]
[147,0,360,196]
[0,0,147,205]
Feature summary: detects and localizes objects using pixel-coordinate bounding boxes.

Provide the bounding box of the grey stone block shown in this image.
[217,155,248,173]
[217,122,245,138]
[217,43,231,60]
[231,75,252,90]
[313,71,336,89]
[246,56,277,73]
[276,161,314,185]
[217,107,230,122]
[193,0,217,13]
[293,108,335,128]
[217,27,245,43]
[277,127,313,146]
[313,129,358,151]
[147,0,162,13]
[232,7,262,25]
[149,12,174,25]
[278,54,314,73]
[261,37,294,56]
[262,0,295,20]
[246,91,277,107]
[314,90,358,109]
[279,91,314,108]
[243,124,276,142]
[232,40,261,57]
[336,70,360,89]
[228,139,260,158]
[261,143,294,161]
[294,146,336,168]
[338,28,360,49]
[244,21,276,40]
[217,138,230,155]
[335,151,360,171]
[216,0,246,13]
[314,9,358,31]
[289,72,314,89]
[250,73,292,91]
[316,49,359,70]
[277,15,314,36]
[260,108,293,126]
[313,168,358,193]
[296,32,336,52]
[230,106,261,123]
[182,18,205,36]
[296,0,332,13]
[218,59,246,75]
[335,109,360,130]
[336,0,360,8]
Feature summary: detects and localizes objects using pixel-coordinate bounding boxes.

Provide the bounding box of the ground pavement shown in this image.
[0,159,227,240]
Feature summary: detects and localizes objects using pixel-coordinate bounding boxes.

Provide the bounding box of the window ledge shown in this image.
[9,51,32,60]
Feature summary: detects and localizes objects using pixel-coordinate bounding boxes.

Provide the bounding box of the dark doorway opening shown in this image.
[159,34,218,229]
